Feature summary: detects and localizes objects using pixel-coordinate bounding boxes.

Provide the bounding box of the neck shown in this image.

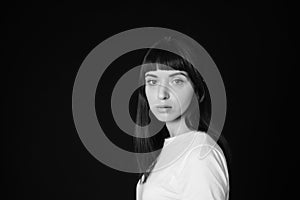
[166,116,193,138]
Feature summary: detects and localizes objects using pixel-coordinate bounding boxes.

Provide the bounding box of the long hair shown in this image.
[133,38,230,184]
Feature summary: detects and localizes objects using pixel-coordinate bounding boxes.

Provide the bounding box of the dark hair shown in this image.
[133,38,230,184]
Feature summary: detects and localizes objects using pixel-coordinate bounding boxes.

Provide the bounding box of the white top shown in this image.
[136,131,229,200]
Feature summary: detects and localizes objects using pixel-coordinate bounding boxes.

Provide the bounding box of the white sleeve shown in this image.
[179,147,229,200]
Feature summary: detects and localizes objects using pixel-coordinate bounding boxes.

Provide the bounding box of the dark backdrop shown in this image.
[3,2,293,200]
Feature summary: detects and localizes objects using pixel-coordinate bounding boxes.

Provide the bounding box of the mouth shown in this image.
[156,105,172,108]
[156,105,172,113]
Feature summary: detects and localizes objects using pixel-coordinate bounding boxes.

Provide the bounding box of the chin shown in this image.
[154,113,180,122]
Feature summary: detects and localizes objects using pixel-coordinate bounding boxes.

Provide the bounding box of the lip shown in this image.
[156,105,172,113]
[156,105,172,108]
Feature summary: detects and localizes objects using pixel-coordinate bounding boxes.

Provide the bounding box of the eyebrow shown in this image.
[145,72,188,78]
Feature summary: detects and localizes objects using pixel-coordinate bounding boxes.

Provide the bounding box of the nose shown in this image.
[158,84,170,100]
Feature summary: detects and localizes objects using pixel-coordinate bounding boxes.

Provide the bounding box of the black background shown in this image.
[3,2,293,200]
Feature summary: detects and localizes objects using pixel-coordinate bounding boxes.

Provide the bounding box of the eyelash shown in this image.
[173,79,184,84]
[146,79,184,86]
[146,80,157,85]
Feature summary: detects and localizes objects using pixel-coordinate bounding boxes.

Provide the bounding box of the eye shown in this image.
[146,80,157,86]
[172,79,184,85]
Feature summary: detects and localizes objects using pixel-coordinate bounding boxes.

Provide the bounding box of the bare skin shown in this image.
[145,69,195,138]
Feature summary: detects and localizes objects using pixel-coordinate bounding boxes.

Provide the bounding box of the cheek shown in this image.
[145,88,154,106]
[176,87,194,110]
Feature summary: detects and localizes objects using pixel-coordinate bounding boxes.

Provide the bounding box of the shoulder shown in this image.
[180,131,229,176]
[178,133,230,186]
[177,132,230,200]
[190,131,225,160]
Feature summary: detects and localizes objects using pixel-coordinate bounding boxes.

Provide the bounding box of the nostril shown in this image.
[158,93,169,100]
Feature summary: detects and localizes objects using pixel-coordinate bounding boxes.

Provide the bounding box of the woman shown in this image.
[134,37,230,200]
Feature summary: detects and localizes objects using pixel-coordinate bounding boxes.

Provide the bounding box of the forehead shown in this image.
[145,69,188,77]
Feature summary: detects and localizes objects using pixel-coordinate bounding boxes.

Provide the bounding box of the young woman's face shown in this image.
[145,69,195,122]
